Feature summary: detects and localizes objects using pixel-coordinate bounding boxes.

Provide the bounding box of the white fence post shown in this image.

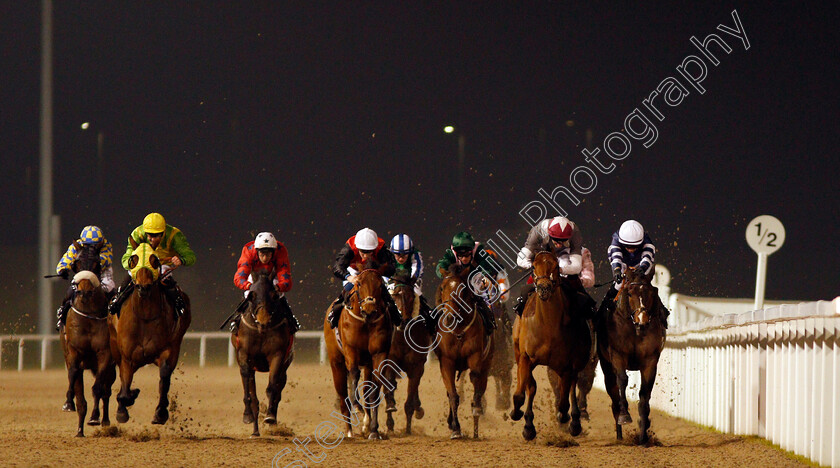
[319,336,326,365]
[199,335,207,368]
[41,337,48,371]
[228,339,235,367]
[0,337,3,370]
[18,338,24,372]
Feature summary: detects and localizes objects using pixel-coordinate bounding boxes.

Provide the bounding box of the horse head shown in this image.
[390,270,416,327]
[71,240,104,279]
[354,267,385,320]
[71,270,104,310]
[127,250,162,298]
[247,269,280,327]
[619,266,657,335]
[436,264,479,327]
[532,251,561,301]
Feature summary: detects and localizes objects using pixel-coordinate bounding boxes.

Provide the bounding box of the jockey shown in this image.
[513,217,596,318]
[435,231,501,336]
[54,225,115,330]
[328,227,401,329]
[231,232,299,333]
[108,212,195,317]
[384,233,437,334]
[596,220,668,326]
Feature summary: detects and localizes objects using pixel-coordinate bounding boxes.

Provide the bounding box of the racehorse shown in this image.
[232,269,295,437]
[323,264,394,440]
[382,275,430,435]
[597,266,666,444]
[109,244,191,425]
[487,300,513,410]
[511,251,590,440]
[434,265,494,439]
[60,240,116,436]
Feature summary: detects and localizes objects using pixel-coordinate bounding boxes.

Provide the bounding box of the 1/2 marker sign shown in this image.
[746,215,785,255]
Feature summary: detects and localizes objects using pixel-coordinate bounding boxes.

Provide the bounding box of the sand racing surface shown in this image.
[0,362,807,467]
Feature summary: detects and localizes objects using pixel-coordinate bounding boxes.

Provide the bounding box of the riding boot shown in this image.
[477,301,496,336]
[658,296,670,329]
[514,284,535,317]
[595,286,619,328]
[328,292,345,329]
[161,277,186,317]
[418,295,437,334]
[108,282,134,316]
[381,284,402,326]
[55,301,71,331]
[280,296,300,333]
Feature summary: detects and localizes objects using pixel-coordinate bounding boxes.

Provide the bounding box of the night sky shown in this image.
[2,2,838,331]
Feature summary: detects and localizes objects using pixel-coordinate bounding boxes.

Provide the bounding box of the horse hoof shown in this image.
[405,427,412,435]
[116,409,129,424]
[87,418,101,426]
[345,431,353,438]
[263,415,276,425]
[250,432,260,439]
[570,420,582,437]
[522,425,537,441]
[450,430,462,440]
[385,404,397,414]
[510,409,523,421]
[618,412,633,425]
[579,409,590,421]
[75,430,84,438]
[414,407,424,419]
[151,408,169,425]
[102,420,111,427]
[367,431,382,440]
[62,401,76,412]
[243,413,255,424]
[557,412,570,424]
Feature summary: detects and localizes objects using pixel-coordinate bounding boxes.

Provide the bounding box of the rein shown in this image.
[71,305,107,321]
[438,299,478,339]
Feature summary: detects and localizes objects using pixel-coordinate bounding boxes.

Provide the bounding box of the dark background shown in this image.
[2,2,838,333]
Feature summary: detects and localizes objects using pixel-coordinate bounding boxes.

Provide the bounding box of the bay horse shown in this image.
[511,251,590,440]
[434,264,494,439]
[323,265,394,440]
[597,266,666,444]
[383,276,430,435]
[232,269,295,437]
[108,244,191,425]
[60,240,116,436]
[548,321,598,420]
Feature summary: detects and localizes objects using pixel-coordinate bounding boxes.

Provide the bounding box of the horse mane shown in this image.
[391,269,412,285]
[362,258,381,272]
[447,263,471,279]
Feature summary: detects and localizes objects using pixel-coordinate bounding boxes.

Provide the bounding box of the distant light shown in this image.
[565,120,575,127]
[81,122,90,130]
[444,126,455,134]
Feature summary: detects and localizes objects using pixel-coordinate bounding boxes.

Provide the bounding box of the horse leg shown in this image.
[151,355,174,425]
[569,372,582,436]
[616,364,633,425]
[382,366,397,434]
[468,359,490,439]
[88,369,102,426]
[328,359,352,438]
[345,355,365,435]
[511,353,533,422]
[637,362,658,445]
[63,358,77,412]
[71,361,86,437]
[366,353,388,440]
[115,359,138,423]
[264,354,288,425]
[439,357,461,439]
[100,362,116,427]
[576,354,597,421]
[404,365,424,435]
[555,370,573,427]
[522,370,537,441]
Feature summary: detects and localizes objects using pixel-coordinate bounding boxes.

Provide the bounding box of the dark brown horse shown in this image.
[323,267,394,440]
[232,269,295,437]
[434,265,494,439]
[511,251,590,440]
[597,266,667,444]
[382,277,430,434]
[109,245,191,425]
[60,241,116,436]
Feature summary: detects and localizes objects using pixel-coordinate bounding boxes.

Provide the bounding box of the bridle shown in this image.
[344,269,385,323]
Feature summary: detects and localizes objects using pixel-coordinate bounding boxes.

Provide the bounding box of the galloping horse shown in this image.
[382,275,430,434]
[60,240,116,436]
[435,265,494,439]
[597,266,667,444]
[109,244,191,425]
[323,264,394,439]
[487,299,513,410]
[232,269,295,437]
[511,251,590,440]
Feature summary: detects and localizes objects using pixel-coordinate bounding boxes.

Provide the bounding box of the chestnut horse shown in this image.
[434,265,494,439]
[597,266,666,444]
[323,267,394,440]
[109,245,191,425]
[511,251,590,440]
[60,241,116,436]
[383,278,430,434]
[232,269,295,437]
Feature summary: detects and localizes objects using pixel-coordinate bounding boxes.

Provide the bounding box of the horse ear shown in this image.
[128,255,139,269]
[645,266,655,282]
[149,255,161,269]
[71,261,80,274]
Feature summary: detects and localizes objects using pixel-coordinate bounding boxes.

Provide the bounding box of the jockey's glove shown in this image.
[59,269,70,280]
[612,269,623,284]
